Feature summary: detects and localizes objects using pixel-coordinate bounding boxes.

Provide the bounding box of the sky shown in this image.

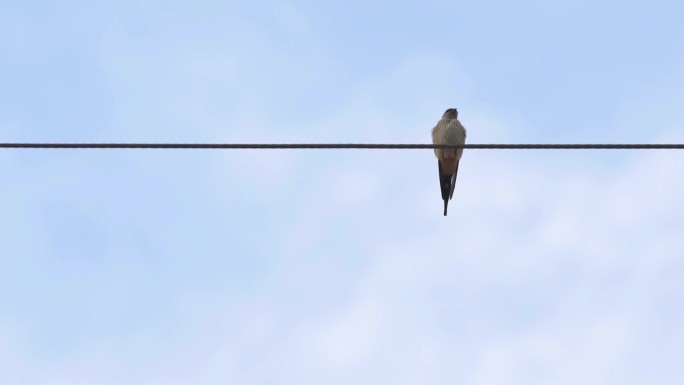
[1,0,684,384]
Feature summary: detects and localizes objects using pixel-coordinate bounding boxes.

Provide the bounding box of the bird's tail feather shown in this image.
[438,161,453,216]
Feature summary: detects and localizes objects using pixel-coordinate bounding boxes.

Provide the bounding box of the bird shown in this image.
[431,108,467,216]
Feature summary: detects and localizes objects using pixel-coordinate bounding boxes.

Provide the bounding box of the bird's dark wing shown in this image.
[438,160,452,216]
[449,160,460,200]
[438,161,452,202]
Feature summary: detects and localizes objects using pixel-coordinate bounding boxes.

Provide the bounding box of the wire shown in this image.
[1,143,684,149]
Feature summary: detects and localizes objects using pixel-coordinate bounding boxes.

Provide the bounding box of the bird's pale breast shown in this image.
[432,118,466,164]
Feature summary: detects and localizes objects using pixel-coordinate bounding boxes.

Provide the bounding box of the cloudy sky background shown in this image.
[1,0,684,384]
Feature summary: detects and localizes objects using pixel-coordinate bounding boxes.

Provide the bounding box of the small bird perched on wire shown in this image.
[432,108,467,216]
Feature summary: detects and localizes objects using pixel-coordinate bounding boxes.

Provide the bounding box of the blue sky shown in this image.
[1,0,684,384]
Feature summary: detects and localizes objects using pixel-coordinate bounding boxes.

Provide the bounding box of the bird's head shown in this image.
[443,108,458,119]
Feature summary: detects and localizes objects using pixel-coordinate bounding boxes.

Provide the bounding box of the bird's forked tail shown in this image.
[438,162,453,216]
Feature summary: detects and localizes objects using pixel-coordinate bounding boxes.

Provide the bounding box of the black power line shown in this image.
[1,143,684,149]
